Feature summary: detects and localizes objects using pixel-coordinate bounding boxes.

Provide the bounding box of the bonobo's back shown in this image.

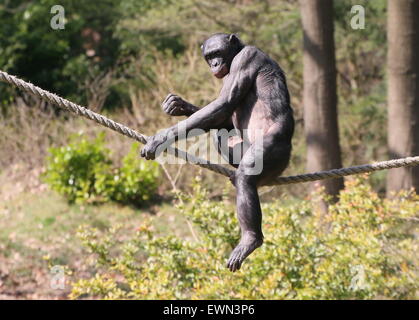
[232,45,294,141]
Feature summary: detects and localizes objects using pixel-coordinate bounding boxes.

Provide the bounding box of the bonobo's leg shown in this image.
[227,165,263,272]
[227,132,291,272]
[212,131,250,169]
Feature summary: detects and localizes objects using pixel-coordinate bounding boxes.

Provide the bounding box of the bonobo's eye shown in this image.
[206,50,221,60]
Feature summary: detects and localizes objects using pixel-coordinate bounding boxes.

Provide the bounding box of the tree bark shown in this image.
[300,0,344,199]
[387,0,419,196]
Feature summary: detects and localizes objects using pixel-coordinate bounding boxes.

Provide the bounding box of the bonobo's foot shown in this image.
[227,234,263,272]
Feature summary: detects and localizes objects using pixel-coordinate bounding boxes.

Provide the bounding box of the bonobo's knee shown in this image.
[233,167,259,188]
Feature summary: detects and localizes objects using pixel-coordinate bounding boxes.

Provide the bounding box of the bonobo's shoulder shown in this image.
[237,45,261,60]
[241,45,260,55]
[230,46,262,72]
[233,46,268,69]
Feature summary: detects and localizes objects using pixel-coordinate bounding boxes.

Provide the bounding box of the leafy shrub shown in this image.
[44,133,113,203]
[44,133,159,206]
[111,144,160,205]
[70,176,418,299]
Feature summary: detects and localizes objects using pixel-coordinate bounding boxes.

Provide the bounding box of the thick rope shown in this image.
[269,156,419,186]
[1,70,418,186]
[0,70,234,179]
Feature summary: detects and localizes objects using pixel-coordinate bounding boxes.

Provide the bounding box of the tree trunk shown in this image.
[300,0,344,200]
[387,0,419,196]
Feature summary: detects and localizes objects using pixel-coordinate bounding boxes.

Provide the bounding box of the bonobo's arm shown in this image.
[141,47,259,160]
[161,94,234,131]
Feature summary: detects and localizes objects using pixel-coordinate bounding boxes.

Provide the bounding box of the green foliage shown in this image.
[0,0,123,105]
[70,176,418,299]
[0,0,189,108]
[44,133,113,203]
[44,133,159,206]
[111,144,160,204]
[1,1,393,193]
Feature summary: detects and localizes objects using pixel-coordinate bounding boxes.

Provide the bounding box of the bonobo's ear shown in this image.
[229,34,239,44]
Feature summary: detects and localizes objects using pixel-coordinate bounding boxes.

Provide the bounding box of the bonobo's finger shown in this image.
[167,105,177,114]
[162,93,175,105]
[166,102,178,114]
[145,143,158,160]
[164,94,180,107]
[143,148,150,160]
[163,104,172,114]
[147,151,155,160]
[162,96,172,108]
[162,97,175,111]
[162,96,175,112]
[164,98,182,114]
[171,100,184,107]
[162,104,170,113]
[165,95,179,107]
[167,101,184,114]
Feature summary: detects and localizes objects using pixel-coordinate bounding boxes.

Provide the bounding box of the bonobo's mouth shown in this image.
[213,64,229,78]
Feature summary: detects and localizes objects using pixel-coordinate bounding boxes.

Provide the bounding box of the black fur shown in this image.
[141,33,294,271]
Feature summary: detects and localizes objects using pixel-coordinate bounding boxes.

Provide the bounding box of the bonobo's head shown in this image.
[201,33,244,79]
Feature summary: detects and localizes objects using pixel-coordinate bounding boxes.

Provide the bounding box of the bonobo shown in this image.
[140,33,294,271]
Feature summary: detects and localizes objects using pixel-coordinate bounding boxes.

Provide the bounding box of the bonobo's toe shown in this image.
[226,237,263,272]
[227,246,244,272]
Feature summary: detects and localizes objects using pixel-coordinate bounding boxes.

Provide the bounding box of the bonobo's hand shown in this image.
[162,93,194,116]
[140,130,169,160]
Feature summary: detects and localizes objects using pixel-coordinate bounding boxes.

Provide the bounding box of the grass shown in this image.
[0,189,191,299]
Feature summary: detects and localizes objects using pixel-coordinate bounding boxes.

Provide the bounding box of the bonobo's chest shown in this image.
[232,79,275,143]
[232,69,285,143]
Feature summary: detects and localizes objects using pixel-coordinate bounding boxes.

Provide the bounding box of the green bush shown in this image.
[111,144,160,205]
[70,176,418,299]
[44,133,113,203]
[44,133,159,206]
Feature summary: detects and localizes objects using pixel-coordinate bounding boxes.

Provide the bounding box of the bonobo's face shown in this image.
[201,33,243,79]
